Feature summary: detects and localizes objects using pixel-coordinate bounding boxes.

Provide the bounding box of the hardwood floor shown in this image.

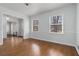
[0,36,78,56]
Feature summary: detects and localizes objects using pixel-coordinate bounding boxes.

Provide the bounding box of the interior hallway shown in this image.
[0,36,78,56]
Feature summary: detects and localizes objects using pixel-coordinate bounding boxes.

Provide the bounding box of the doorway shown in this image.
[7,21,17,37]
[3,14,24,39]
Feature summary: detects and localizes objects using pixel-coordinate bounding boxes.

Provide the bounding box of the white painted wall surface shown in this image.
[0,13,3,45]
[23,16,30,39]
[2,15,7,38]
[30,4,76,46]
[76,4,79,46]
[18,19,24,36]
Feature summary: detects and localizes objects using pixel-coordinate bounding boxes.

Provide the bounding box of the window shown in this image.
[49,16,63,34]
[32,20,39,31]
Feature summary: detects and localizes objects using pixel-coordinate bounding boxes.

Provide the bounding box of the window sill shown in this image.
[49,32,64,34]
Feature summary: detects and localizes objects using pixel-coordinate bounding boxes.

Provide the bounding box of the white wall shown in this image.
[23,16,30,39]
[0,6,29,40]
[0,13,3,45]
[30,4,76,46]
[2,14,7,38]
[76,4,79,46]
[18,19,24,36]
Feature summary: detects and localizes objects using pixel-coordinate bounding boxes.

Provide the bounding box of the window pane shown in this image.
[33,26,38,31]
[53,16,57,24]
[58,16,62,24]
[50,25,62,32]
[33,20,39,31]
[33,20,38,25]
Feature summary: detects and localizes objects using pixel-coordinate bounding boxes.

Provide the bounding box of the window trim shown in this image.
[49,16,64,34]
[32,19,39,32]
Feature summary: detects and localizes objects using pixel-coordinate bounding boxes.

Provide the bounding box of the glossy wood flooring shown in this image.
[0,36,78,56]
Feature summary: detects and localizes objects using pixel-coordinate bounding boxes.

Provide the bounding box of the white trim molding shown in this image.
[75,45,79,55]
[30,36,75,47]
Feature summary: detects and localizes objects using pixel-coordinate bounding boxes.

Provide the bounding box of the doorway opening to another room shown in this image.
[3,14,24,45]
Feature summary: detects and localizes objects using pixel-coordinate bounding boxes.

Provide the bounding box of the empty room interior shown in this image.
[0,3,79,56]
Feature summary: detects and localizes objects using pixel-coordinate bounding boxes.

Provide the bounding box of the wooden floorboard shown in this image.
[0,36,78,56]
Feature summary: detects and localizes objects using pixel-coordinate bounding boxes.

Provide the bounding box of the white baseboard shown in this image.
[30,36,75,47]
[75,45,79,55]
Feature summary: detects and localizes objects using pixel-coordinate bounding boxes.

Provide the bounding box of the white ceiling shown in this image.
[0,3,71,16]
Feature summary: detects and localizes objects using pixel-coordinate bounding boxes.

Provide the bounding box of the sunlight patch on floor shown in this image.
[48,49,63,56]
[32,44,40,56]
